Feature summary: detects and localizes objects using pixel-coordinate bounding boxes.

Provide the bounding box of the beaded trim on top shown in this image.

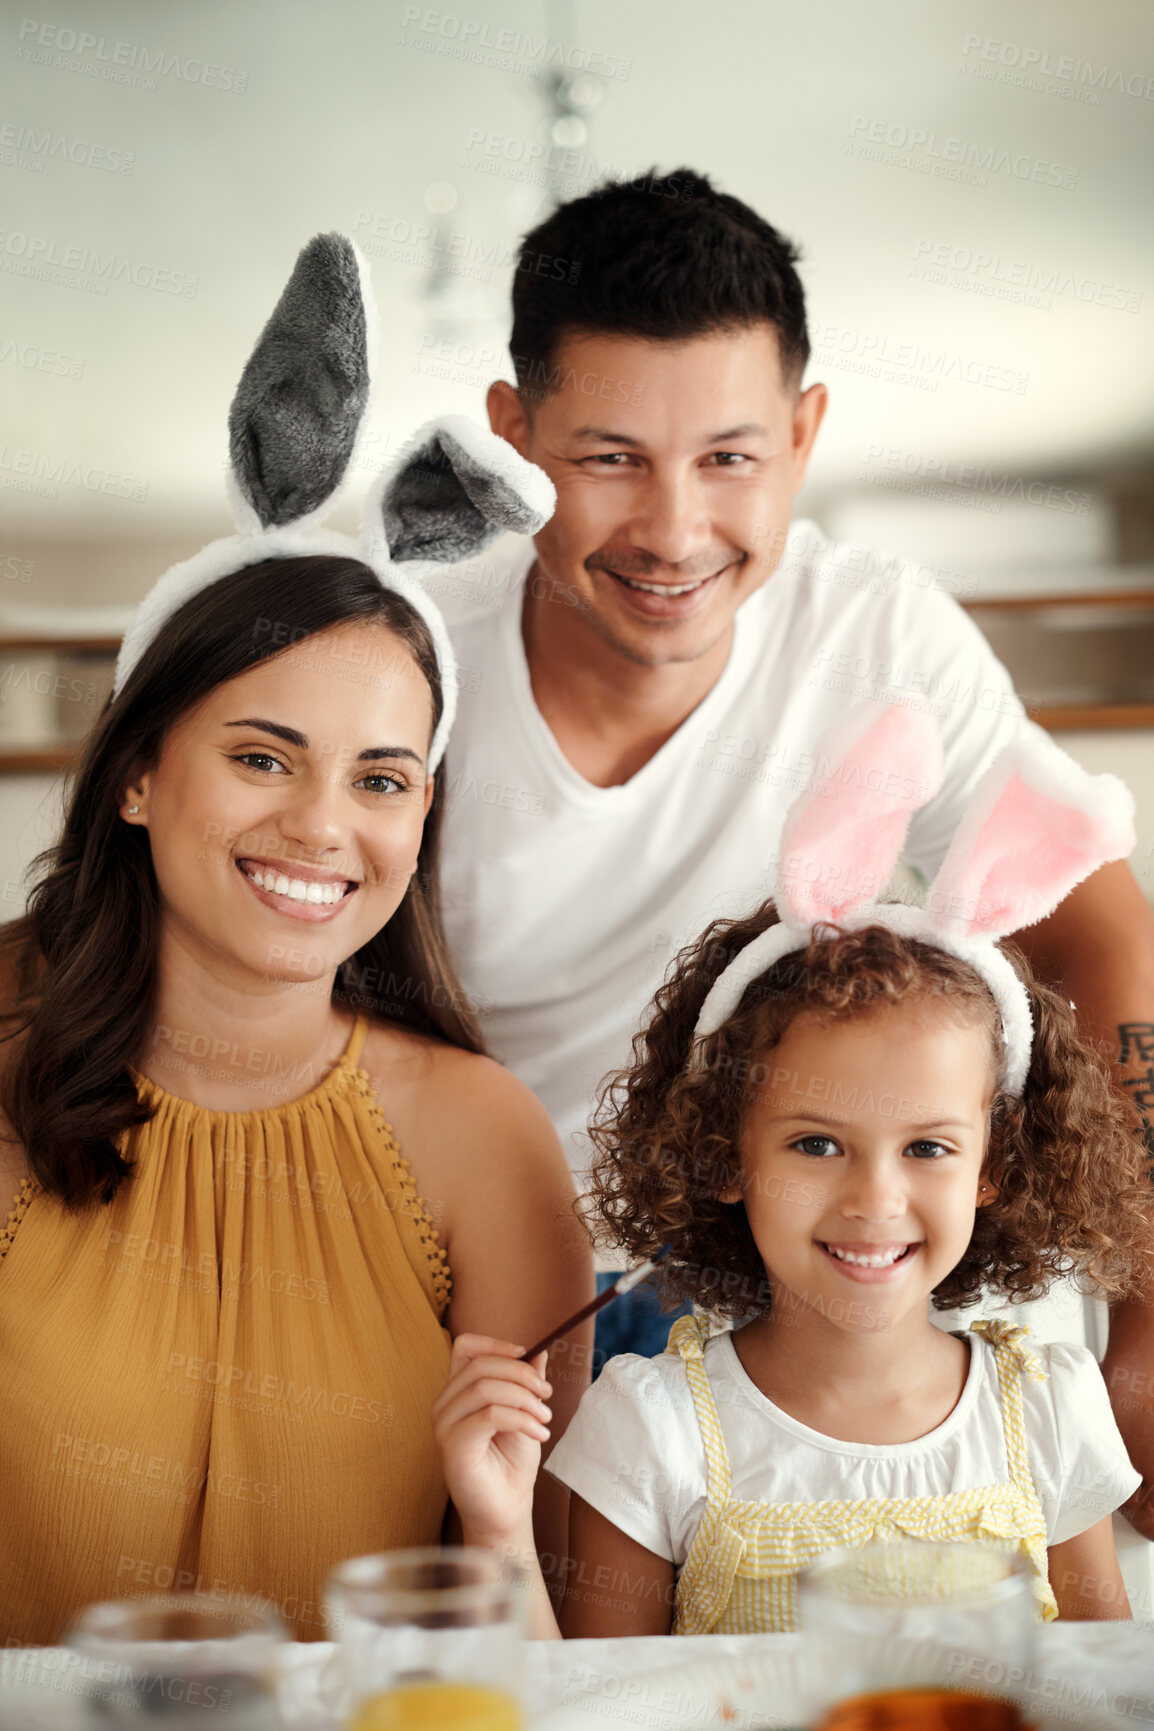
[344,1065,452,1316]
[0,1176,36,1264]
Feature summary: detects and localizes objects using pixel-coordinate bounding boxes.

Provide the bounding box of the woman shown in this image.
[0,235,591,1644]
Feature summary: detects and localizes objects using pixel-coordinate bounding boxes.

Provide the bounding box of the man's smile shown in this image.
[610,572,719,597]
[597,561,736,617]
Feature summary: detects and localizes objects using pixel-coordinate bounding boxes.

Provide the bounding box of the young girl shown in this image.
[434,708,1152,1633]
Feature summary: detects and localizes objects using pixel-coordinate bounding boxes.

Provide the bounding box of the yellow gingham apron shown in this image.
[668,1314,1058,1633]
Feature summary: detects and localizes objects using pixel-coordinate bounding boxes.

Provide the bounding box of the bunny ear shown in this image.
[777,706,945,925]
[368,415,555,565]
[927,725,1135,939]
[227,232,373,532]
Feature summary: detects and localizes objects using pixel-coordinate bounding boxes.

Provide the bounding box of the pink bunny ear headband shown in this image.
[693,707,1136,1097]
[113,233,555,772]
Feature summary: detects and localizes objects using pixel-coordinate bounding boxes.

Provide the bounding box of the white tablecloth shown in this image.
[4,1628,1154,1728]
[540,1629,1154,1721]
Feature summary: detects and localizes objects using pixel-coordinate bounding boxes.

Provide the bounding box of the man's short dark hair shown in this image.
[510,167,810,403]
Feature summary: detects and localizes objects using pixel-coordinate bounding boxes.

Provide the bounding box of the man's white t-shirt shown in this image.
[430,521,1026,1187]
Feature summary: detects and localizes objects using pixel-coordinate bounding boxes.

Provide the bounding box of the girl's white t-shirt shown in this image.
[544,1331,1140,1563]
[431,522,1028,1186]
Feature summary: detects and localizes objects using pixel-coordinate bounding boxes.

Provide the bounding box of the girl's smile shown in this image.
[819,1239,921,1280]
[728,998,999,1337]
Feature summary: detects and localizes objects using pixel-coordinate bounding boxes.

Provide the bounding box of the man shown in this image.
[426,170,1154,1533]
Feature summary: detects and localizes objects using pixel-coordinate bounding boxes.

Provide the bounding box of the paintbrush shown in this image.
[519,1247,672,1361]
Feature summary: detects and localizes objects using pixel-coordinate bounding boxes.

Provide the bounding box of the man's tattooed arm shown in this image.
[1118,1022,1154,1163]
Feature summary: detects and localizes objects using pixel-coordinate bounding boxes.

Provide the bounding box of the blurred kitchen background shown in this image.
[1,0,1152,902]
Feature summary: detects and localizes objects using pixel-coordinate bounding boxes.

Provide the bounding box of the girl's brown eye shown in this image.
[794,1135,838,1158]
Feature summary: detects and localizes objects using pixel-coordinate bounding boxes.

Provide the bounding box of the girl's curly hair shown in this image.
[587,901,1152,1320]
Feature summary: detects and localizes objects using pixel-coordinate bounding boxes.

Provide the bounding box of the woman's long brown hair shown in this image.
[0,554,483,1207]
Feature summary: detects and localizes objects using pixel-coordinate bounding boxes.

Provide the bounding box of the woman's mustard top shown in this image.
[0,1015,453,1644]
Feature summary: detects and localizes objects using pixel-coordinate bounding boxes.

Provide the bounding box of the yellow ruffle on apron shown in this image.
[669,1314,1057,1634]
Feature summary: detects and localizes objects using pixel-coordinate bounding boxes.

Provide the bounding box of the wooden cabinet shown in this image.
[0,636,119,773]
[961,591,1154,730]
[1,588,1153,774]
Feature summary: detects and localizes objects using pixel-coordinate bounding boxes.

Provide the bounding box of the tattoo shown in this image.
[1119,1023,1154,1071]
[1118,1023,1154,1166]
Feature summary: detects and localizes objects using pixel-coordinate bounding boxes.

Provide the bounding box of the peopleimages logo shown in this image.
[960,34,1154,102]
[846,116,1078,190]
[810,323,1029,396]
[0,445,149,502]
[0,231,198,298]
[397,6,631,80]
[911,240,1142,315]
[14,19,248,92]
[352,208,581,286]
[0,336,85,379]
[0,121,135,175]
[861,446,1092,516]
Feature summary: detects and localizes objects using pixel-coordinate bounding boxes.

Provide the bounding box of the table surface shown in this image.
[542,1630,1154,1725]
[4,1627,1154,1729]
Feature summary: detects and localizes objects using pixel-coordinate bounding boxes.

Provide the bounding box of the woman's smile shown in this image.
[129,621,434,986]
[235,855,358,920]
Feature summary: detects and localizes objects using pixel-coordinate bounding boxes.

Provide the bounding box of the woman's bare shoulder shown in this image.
[359,1021,555,1142]
[356,1022,588,1299]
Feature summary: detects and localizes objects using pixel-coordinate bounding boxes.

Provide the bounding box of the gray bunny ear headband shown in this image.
[113,232,556,771]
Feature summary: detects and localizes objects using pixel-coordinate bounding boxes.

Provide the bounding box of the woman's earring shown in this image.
[127,805,140,816]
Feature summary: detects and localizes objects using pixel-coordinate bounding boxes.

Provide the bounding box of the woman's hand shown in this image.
[432,1334,552,1548]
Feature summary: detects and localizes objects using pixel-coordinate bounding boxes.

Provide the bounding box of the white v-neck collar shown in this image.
[499,548,769,810]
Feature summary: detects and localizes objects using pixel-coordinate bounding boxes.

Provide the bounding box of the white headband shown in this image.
[692,707,1135,1097]
[113,233,555,773]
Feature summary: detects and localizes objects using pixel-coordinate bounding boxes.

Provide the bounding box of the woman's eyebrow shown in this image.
[357,746,424,764]
[223,719,423,764]
[225,717,307,747]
